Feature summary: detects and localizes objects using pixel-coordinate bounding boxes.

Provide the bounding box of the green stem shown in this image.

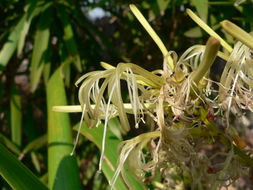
[10,85,22,147]
[129,4,174,71]
[186,9,232,52]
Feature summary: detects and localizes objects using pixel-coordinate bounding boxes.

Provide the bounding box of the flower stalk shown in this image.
[129,4,174,71]
[186,9,232,52]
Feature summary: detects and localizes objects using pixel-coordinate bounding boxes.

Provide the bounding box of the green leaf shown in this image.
[19,134,47,160]
[30,3,53,92]
[46,68,81,190]
[0,0,40,69]
[156,0,170,14]
[17,0,42,56]
[57,4,82,72]
[74,122,145,190]
[0,17,24,69]
[17,19,31,56]
[184,26,203,38]
[40,173,48,185]
[0,143,48,190]
[10,85,22,147]
[0,133,20,155]
[31,152,41,173]
[191,0,208,23]
[108,118,123,140]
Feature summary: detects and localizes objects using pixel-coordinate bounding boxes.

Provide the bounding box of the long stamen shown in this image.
[109,147,133,189]
[226,58,244,128]
[98,81,117,172]
[70,104,86,156]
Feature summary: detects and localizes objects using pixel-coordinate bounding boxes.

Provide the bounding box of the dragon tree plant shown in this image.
[54,4,253,190]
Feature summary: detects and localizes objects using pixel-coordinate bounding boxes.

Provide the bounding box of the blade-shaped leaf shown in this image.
[30,3,53,92]
[184,26,203,38]
[0,17,25,69]
[191,0,208,23]
[156,0,170,13]
[57,4,82,72]
[0,143,48,190]
[31,152,41,173]
[46,68,81,190]
[74,122,145,190]
[0,0,40,69]
[17,0,42,56]
[19,134,47,160]
[0,133,20,155]
[17,19,31,56]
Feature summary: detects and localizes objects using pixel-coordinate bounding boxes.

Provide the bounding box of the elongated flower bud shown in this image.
[220,20,253,50]
[192,37,220,85]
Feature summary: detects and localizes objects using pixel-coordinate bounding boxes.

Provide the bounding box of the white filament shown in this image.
[226,57,244,128]
[98,80,117,172]
[71,104,86,156]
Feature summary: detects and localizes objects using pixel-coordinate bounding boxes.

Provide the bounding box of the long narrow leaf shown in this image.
[57,4,82,72]
[0,17,25,69]
[0,133,20,155]
[74,122,145,190]
[19,135,47,160]
[0,0,40,69]
[0,143,48,190]
[17,0,42,56]
[30,3,53,92]
[46,68,81,190]
[191,0,208,23]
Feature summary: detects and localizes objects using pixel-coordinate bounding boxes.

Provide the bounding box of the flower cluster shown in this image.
[72,4,253,190]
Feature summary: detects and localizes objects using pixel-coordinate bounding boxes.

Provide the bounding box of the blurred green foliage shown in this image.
[0,0,253,189]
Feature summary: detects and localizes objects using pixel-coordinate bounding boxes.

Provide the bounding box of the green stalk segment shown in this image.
[10,85,22,147]
[186,9,232,52]
[220,20,253,50]
[129,4,174,71]
[192,37,220,84]
[46,68,81,190]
